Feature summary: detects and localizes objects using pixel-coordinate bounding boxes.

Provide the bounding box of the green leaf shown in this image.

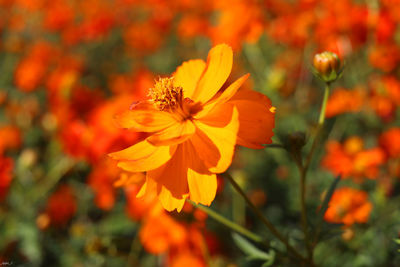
[393,238,400,252]
[232,233,275,264]
[318,175,341,219]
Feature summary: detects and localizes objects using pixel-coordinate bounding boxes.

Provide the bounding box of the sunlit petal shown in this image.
[191,44,233,103]
[174,59,206,99]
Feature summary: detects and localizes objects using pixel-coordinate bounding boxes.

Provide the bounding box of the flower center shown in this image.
[148,77,183,111]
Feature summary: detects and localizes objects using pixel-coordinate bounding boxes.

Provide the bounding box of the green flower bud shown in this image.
[312,51,343,83]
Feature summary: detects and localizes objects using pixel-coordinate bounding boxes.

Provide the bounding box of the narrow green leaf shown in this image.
[319,175,341,218]
[232,233,275,263]
[313,175,341,243]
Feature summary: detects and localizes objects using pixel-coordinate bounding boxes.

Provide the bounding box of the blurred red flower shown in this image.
[45,185,77,226]
[0,156,13,202]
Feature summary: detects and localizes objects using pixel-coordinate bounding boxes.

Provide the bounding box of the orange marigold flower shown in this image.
[379,127,400,159]
[0,125,21,155]
[170,252,206,267]
[14,56,48,92]
[110,44,275,211]
[369,43,400,72]
[325,87,365,118]
[324,187,372,226]
[368,75,400,121]
[88,157,121,210]
[140,211,187,254]
[322,136,385,181]
[124,179,159,221]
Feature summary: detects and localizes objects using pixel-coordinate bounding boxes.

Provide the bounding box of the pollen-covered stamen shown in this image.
[148,77,184,111]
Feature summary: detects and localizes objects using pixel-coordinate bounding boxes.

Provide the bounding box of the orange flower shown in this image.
[14,42,54,92]
[0,125,21,155]
[379,127,400,158]
[368,75,400,121]
[369,43,400,72]
[14,56,48,92]
[110,44,275,211]
[88,158,121,210]
[170,252,205,267]
[325,87,365,118]
[322,136,385,181]
[324,187,372,226]
[140,211,187,254]
[210,0,265,50]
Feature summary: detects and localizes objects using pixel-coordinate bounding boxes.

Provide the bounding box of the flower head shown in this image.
[322,136,385,182]
[324,187,372,226]
[109,44,275,211]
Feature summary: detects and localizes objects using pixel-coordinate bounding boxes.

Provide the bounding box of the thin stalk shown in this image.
[35,157,75,202]
[126,231,142,267]
[187,199,264,244]
[318,83,331,125]
[300,167,311,260]
[299,82,331,262]
[225,174,309,264]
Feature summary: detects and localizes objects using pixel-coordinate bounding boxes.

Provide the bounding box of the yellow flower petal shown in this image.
[192,104,239,173]
[146,120,196,146]
[173,59,206,99]
[136,176,157,198]
[191,44,233,103]
[157,184,186,212]
[109,140,177,172]
[196,73,249,118]
[115,109,178,132]
[147,144,189,202]
[187,169,217,206]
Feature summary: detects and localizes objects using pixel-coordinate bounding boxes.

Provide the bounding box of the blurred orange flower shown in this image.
[324,187,372,226]
[110,44,275,211]
[140,211,187,254]
[14,42,55,92]
[368,75,400,121]
[210,0,264,50]
[170,252,205,267]
[88,158,121,210]
[369,43,400,72]
[322,136,385,182]
[0,125,21,155]
[139,203,208,266]
[379,127,400,159]
[325,87,365,118]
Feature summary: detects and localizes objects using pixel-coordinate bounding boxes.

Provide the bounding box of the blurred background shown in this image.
[1,0,400,266]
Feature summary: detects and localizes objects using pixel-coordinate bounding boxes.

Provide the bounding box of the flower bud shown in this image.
[282,131,307,162]
[287,131,307,150]
[312,51,343,83]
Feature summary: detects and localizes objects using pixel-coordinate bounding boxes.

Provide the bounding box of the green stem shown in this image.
[305,82,331,172]
[318,83,330,125]
[126,231,142,267]
[225,174,309,263]
[265,143,285,149]
[299,82,331,262]
[300,167,311,260]
[187,199,264,244]
[35,156,75,202]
